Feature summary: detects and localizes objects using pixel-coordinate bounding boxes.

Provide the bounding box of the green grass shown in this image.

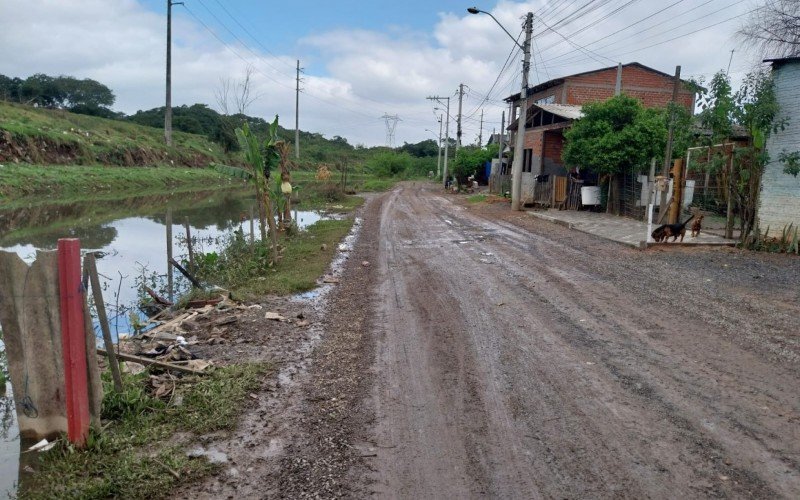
[194,200,362,299]
[0,164,241,199]
[467,194,488,203]
[23,363,270,500]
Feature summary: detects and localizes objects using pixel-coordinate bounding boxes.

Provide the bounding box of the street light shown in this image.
[468,6,533,211]
[467,7,523,50]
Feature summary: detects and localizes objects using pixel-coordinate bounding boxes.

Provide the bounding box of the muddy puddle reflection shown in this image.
[0,187,334,498]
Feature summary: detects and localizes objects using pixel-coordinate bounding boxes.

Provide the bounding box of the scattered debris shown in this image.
[361,261,370,267]
[29,439,56,453]
[98,348,208,375]
[322,276,340,284]
[265,312,287,321]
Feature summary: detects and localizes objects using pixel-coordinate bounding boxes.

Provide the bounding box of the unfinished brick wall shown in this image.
[564,65,694,110]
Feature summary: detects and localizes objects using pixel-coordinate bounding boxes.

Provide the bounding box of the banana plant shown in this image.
[225,116,280,260]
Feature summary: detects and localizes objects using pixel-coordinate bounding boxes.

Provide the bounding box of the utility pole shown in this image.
[726,49,735,76]
[295,59,301,159]
[499,110,505,167]
[437,114,443,179]
[165,0,183,146]
[426,96,450,187]
[478,109,484,147]
[660,65,682,223]
[509,12,533,211]
[456,83,464,155]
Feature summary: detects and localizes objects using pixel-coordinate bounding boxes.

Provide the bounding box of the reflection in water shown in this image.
[0,187,330,497]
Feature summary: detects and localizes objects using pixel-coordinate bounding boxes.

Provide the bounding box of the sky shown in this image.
[0,0,763,147]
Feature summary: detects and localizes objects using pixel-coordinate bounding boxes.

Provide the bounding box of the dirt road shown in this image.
[185,182,799,498]
[363,183,799,498]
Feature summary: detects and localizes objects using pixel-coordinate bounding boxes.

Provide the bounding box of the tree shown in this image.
[19,74,62,107]
[562,95,667,213]
[738,0,800,58]
[696,69,792,243]
[452,144,498,182]
[232,117,281,259]
[0,75,23,102]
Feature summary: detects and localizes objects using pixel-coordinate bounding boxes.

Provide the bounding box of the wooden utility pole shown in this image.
[165,0,183,146]
[668,158,684,224]
[499,110,505,166]
[295,59,301,159]
[660,65,682,219]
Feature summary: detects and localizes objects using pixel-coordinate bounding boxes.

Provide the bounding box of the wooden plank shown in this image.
[57,238,90,447]
[85,253,123,393]
[97,348,207,375]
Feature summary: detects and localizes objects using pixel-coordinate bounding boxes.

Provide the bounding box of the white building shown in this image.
[758,57,800,231]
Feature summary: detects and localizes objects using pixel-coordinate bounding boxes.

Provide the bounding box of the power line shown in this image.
[541,0,746,67]
[208,0,297,71]
[182,5,385,121]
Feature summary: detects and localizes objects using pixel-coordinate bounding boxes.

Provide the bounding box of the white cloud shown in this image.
[0,0,760,147]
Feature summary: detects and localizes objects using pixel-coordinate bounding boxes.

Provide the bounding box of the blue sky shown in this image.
[1,1,757,146]
[139,0,473,54]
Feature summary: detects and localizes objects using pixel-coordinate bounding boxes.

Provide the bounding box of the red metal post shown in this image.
[57,238,90,447]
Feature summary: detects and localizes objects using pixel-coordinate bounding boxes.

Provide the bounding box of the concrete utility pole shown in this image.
[499,110,505,166]
[426,96,450,187]
[295,59,301,159]
[478,109,484,147]
[456,83,464,154]
[467,7,532,209]
[509,12,534,211]
[437,114,443,178]
[660,65,682,222]
[165,0,183,146]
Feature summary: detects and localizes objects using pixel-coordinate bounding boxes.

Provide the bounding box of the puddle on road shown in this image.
[187,446,229,464]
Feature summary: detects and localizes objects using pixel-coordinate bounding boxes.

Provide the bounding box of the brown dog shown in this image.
[651,214,695,243]
[691,215,704,237]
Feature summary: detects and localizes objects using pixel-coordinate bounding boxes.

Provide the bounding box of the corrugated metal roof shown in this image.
[537,103,584,120]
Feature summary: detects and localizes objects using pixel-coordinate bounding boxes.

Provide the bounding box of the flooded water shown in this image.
[0,186,333,498]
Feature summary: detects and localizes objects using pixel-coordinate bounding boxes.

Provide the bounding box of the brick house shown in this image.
[502,62,695,204]
[758,57,800,232]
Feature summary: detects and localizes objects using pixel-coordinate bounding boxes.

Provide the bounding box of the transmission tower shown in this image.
[382,113,401,147]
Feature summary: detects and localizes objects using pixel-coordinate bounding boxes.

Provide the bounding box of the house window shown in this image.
[523,149,533,172]
[536,95,555,105]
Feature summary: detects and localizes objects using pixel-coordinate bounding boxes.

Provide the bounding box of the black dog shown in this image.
[652,214,695,243]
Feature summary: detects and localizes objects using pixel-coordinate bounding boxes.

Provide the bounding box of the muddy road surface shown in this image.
[184,182,799,499]
[364,183,799,499]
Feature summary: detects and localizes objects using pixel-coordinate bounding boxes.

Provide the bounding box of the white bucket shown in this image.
[581,186,601,205]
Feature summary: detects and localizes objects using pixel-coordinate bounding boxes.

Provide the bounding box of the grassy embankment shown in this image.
[0,101,407,200]
[0,101,238,199]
